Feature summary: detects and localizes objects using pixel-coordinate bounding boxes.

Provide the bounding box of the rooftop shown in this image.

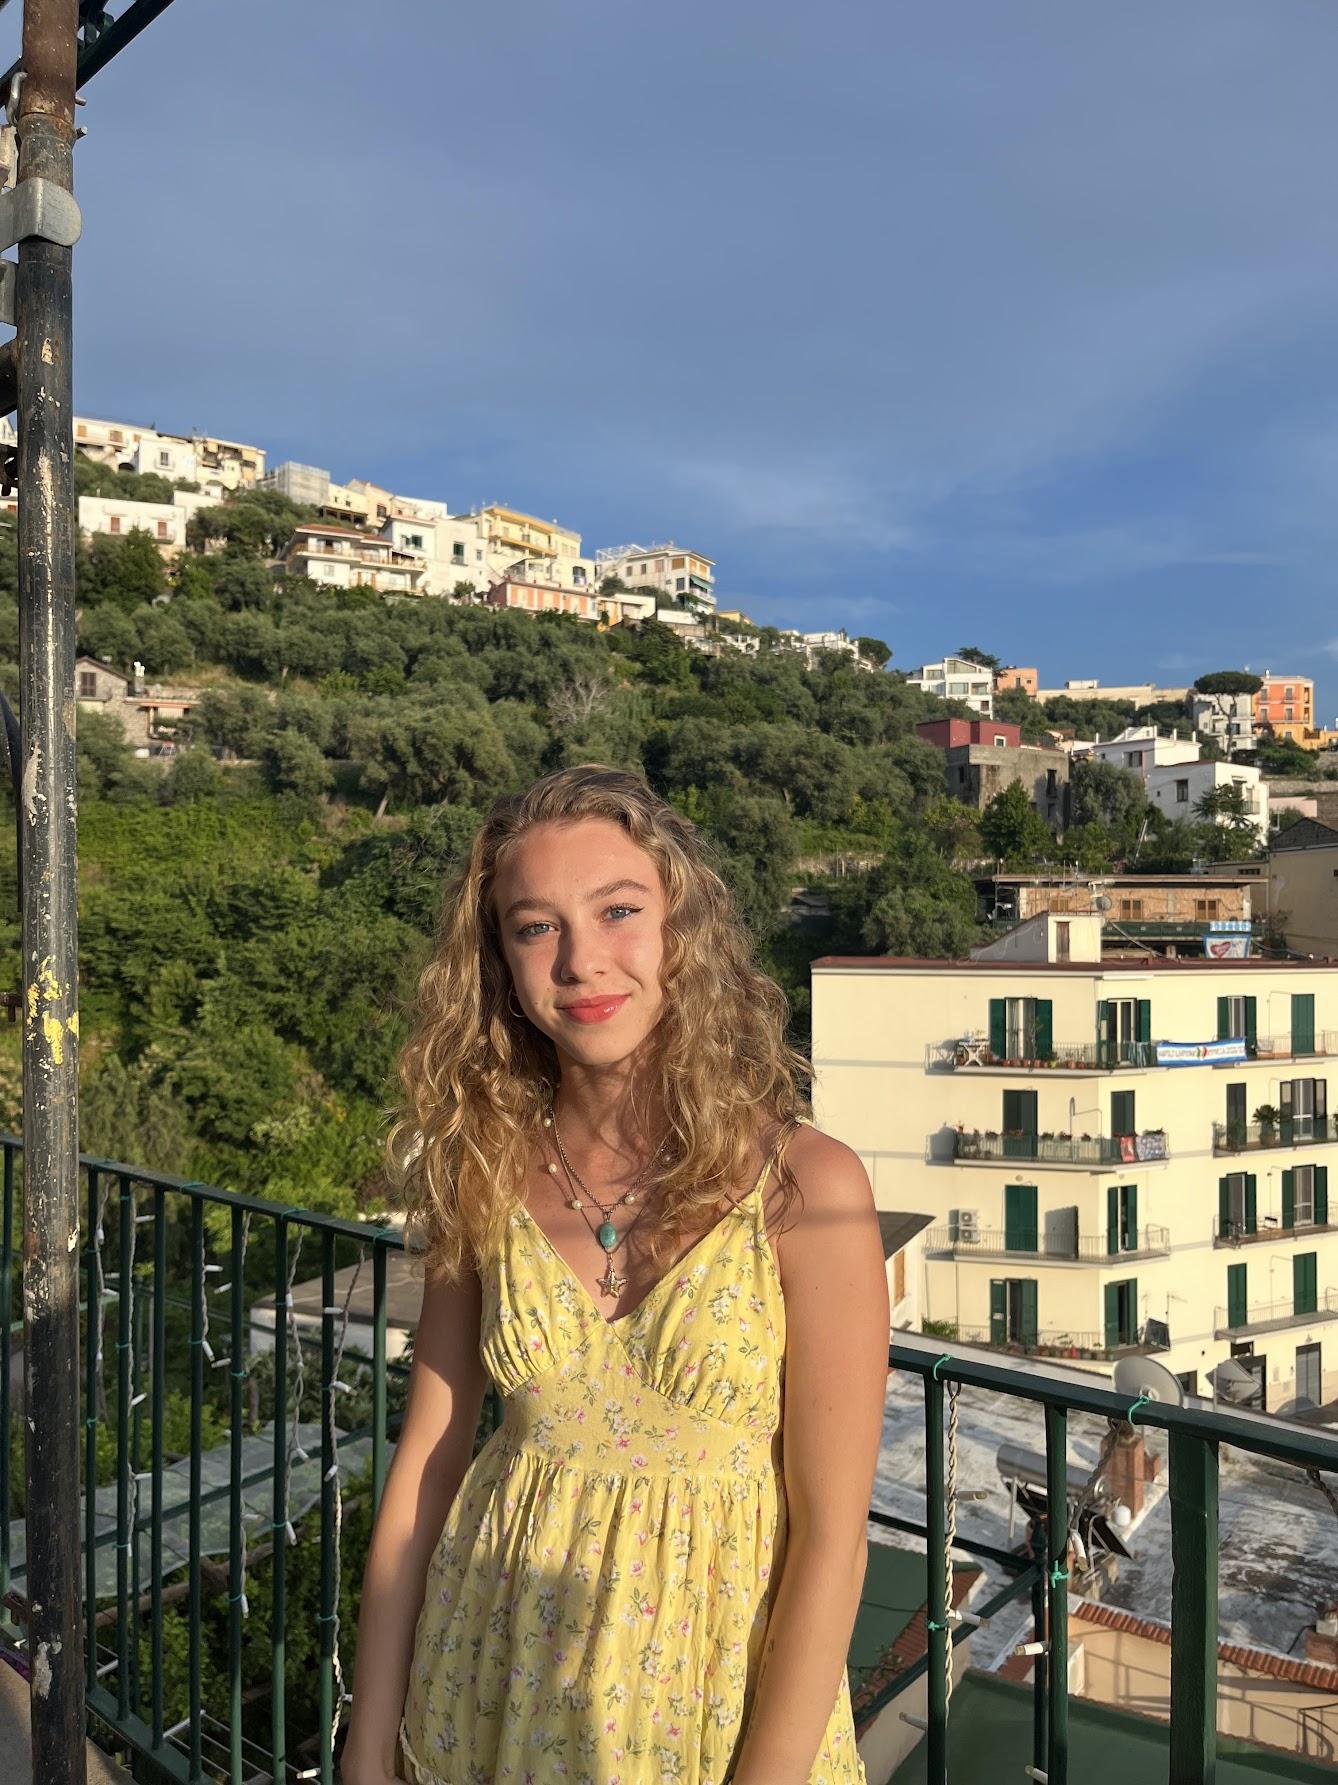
[811,954,1338,973]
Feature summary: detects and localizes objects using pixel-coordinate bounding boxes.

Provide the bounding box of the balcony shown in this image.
[924,1224,1171,1264]
[5,1141,1338,1785]
[932,1323,1168,1362]
[1212,1114,1338,1154]
[1253,1029,1338,1061]
[1214,1287,1338,1338]
[927,1039,1155,1073]
[953,1129,1170,1168]
[1212,1214,1338,1247]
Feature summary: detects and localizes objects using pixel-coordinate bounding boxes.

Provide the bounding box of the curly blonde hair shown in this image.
[385,764,812,1284]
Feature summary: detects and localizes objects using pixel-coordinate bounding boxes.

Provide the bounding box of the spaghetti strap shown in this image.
[754,1112,808,1198]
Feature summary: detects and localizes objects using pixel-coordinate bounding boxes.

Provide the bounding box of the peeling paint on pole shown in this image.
[15,2,84,1780]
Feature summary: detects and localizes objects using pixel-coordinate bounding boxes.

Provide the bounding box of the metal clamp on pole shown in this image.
[0,175,82,251]
[0,178,81,325]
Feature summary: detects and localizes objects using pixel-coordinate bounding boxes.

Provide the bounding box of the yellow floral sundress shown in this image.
[398,1123,867,1784]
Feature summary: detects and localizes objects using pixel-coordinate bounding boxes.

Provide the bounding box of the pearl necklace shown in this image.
[543,1112,669,1301]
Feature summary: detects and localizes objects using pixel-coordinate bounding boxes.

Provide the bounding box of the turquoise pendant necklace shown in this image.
[545,1112,668,1301]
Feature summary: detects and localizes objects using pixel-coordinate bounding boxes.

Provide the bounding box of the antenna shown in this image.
[1112,1354,1185,1408]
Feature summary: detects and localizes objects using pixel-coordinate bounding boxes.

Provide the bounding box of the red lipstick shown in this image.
[559,995,630,1025]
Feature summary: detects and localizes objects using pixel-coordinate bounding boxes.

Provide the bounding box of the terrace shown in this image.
[953,1129,1170,1168]
[0,1141,1333,1785]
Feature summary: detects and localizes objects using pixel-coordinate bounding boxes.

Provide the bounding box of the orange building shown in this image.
[1255,672,1314,742]
[996,665,1038,696]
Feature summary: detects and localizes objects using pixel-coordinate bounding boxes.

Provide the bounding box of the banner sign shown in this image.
[1204,918,1252,961]
[1119,1131,1170,1162]
[1154,1038,1248,1067]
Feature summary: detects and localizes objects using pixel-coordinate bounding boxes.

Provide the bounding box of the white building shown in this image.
[1034,679,1190,706]
[1145,759,1267,842]
[1191,689,1257,756]
[280,525,426,596]
[908,655,995,716]
[78,491,218,554]
[75,416,265,499]
[1089,726,1200,778]
[595,542,715,609]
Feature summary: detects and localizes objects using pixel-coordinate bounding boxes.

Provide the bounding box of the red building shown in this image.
[916,718,1022,750]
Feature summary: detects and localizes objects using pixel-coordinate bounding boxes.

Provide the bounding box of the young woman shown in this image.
[341,765,888,1785]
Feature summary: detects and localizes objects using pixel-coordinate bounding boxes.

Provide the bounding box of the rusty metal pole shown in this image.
[15,2,83,1782]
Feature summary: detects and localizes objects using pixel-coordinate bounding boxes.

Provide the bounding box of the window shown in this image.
[109,515,121,534]
[156,521,168,540]
[1175,779,1189,803]
[1285,707,1294,721]
[1294,1251,1318,1317]
[1218,1165,1255,1238]
[989,1278,1038,1347]
[404,533,424,550]
[993,734,1007,747]
[1282,1164,1328,1229]
[1111,1089,1136,1138]
[452,543,466,562]
[1055,920,1071,962]
[1124,751,1140,768]
[76,424,86,439]
[1103,1278,1139,1349]
[1107,1184,1138,1253]
[1194,898,1220,920]
[78,671,97,697]
[1218,995,1257,1054]
[1280,1076,1326,1141]
[110,429,122,444]
[676,577,686,592]
[989,997,1051,1062]
[1226,1261,1248,1330]
[1285,686,1295,699]
[1118,898,1144,919]
[1097,997,1150,1065]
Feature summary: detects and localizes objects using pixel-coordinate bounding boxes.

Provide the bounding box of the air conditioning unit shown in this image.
[956,1209,980,1241]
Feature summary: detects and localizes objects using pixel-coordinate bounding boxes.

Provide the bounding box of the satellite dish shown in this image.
[1092,894,1113,912]
[1113,1354,1185,1408]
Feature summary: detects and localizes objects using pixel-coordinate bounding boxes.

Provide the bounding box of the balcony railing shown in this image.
[954,1129,1170,1166]
[5,1140,1337,1785]
[1212,1214,1338,1247]
[1212,1114,1338,1154]
[1254,1030,1338,1060]
[880,1333,1338,1784]
[928,1039,1155,1072]
[938,1323,1168,1362]
[924,1224,1171,1264]
[1214,1287,1338,1337]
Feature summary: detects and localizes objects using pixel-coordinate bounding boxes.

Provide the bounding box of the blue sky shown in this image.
[34,1,1338,715]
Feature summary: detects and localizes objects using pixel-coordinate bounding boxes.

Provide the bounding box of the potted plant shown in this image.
[1254,1103,1280,1144]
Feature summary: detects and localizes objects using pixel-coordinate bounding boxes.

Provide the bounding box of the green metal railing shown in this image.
[3,1137,1337,1782]
[0,1135,510,1784]
[954,1130,1170,1166]
[1213,1115,1338,1154]
[878,1335,1338,1785]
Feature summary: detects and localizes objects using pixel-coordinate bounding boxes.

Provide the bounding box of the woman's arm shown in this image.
[340,1256,489,1784]
[730,1127,889,1785]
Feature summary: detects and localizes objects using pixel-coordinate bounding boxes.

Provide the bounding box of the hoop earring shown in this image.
[508,987,527,1023]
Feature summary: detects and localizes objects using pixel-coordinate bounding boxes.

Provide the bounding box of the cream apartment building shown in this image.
[812,918,1338,1413]
[594,541,716,607]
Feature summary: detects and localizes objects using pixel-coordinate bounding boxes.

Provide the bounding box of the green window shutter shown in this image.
[1035,1000,1053,1060]
[1005,1185,1038,1253]
[1123,1184,1138,1251]
[1111,1090,1135,1137]
[1292,993,1316,1056]
[1227,1262,1247,1330]
[989,999,1006,1059]
[1294,1252,1318,1317]
[1282,1170,1295,1231]
[1097,999,1112,1064]
[1108,1186,1120,1255]
[990,1280,1006,1345]
[1137,999,1151,1044]
[1245,997,1258,1054]
[1104,1283,1120,1350]
[1245,1174,1257,1234]
[1217,996,1230,1041]
[1316,1166,1329,1227]
[1218,1177,1231,1237]
[1019,1279,1038,1348]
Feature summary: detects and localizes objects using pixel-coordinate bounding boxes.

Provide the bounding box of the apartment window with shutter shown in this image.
[1056,921,1071,961]
[1119,898,1144,919]
[78,672,97,697]
[1176,779,1190,802]
[109,516,121,534]
[156,521,168,540]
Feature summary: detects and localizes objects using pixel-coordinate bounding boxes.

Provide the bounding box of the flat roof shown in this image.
[990,873,1256,885]
[811,955,1338,972]
[889,1671,1335,1783]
